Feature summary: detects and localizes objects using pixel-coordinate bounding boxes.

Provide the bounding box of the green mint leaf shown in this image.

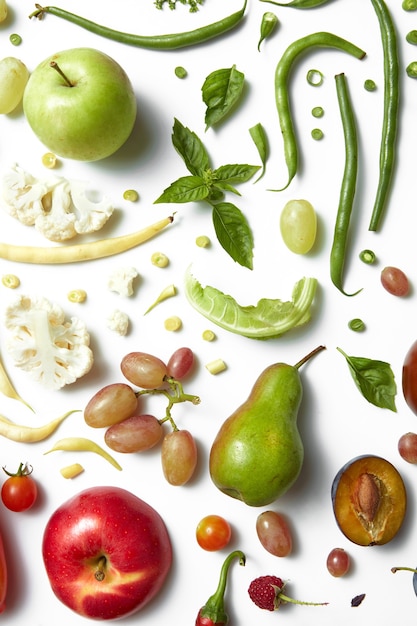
[214,163,261,184]
[202,65,245,130]
[211,202,253,269]
[249,123,269,182]
[184,269,318,339]
[337,347,397,412]
[172,118,210,176]
[154,175,209,203]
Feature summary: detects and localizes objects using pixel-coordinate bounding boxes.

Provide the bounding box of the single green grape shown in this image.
[280,199,317,254]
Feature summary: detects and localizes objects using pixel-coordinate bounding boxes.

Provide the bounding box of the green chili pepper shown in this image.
[29,1,248,49]
[259,0,333,7]
[368,0,399,232]
[272,32,366,191]
[330,73,361,296]
[258,12,279,51]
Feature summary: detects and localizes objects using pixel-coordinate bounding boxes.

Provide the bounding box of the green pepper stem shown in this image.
[199,550,246,624]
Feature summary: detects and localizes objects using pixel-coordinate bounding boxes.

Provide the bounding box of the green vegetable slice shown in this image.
[184,268,317,339]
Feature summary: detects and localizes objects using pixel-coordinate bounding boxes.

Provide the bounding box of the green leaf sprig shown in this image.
[154,119,260,269]
[337,347,397,411]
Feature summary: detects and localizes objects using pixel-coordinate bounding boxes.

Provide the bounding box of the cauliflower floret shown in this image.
[107,309,130,336]
[4,294,93,390]
[107,267,139,297]
[1,163,114,242]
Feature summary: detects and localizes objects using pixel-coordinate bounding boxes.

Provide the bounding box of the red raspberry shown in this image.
[248,575,284,611]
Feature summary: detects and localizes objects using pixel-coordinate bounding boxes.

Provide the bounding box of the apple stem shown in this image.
[50,61,73,87]
[95,556,107,582]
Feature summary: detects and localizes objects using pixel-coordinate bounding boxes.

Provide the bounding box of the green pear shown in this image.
[209,346,325,506]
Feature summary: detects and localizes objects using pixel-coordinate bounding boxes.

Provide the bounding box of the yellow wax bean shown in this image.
[0,410,79,442]
[44,437,122,471]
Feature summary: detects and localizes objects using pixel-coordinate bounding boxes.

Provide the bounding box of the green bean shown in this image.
[368,0,399,231]
[29,1,248,49]
[259,0,334,7]
[273,32,366,191]
[330,73,361,296]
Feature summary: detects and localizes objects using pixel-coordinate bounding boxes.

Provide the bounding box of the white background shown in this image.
[1,0,417,624]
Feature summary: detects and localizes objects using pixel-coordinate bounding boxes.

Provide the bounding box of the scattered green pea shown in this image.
[348,318,366,332]
[359,249,376,264]
[67,289,87,303]
[406,30,417,45]
[311,106,324,118]
[164,316,182,331]
[403,0,417,10]
[306,69,324,86]
[406,61,417,78]
[123,189,139,202]
[9,33,22,46]
[311,128,324,140]
[202,329,216,341]
[2,274,20,289]
[42,152,58,169]
[196,235,211,248]
[151,251,170,268]
[364,79,377,91]
[175,66,187,78]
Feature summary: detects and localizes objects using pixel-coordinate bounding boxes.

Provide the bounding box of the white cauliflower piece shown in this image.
[4,294,93,390]
[107,267,139,297]
[107,309,130,336]
[1,163,114,242]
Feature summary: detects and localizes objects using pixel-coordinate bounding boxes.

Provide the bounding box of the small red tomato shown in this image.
[1,463,38,512]
[196,514,232,551]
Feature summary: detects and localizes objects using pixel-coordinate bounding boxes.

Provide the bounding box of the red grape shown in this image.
[380,266,409,296]
[121,352,168,389]
[326,547,350,577]
[402,340,417,415]
[84,383,137,428]
[398,432,417,464]
[256,510,293,557]
[105,414,163,453]
[161,429,197,486]
[167,347,194,380]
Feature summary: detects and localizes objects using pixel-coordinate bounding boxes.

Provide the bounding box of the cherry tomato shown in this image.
[196,514,232,551]
[1,463,38,512]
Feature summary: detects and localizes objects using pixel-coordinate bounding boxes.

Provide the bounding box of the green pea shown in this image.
[311,106,324,118]
[403,0,417,10]
[406,61,417,78]
[364,79,377,91]
[175,66,187,78]
[311,128,324,140]
[348,318,366,332]
[359,249,376,264]
[406,30,417,45]
[9,34,22,46]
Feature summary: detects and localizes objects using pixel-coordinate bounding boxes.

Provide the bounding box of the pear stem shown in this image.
[50,60,73,87]
[294,345,326,370]
[391,566,417,574]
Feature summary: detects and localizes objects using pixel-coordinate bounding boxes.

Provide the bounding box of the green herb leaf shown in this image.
[154,175,209,203]
[211,202,254,269]
[185,268,318,338]
[202,65,245,129]
[249,123,269,182]
[214,163,261,184]
[172,118,210,176]
[337,347,397,411]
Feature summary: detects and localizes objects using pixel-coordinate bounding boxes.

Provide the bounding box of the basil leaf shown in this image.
[249,122,269,182]
[202,65,245,129]
[154,175,209,203]
[184,269,318,339]
[337,347,397,411]
[172,118,210,176]
[211,202,253,269]
[214,163,261,184]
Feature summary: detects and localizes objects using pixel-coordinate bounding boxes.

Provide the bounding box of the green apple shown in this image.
[23,47,137,161]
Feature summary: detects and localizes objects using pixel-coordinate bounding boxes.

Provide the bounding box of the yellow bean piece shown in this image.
[0,410,79,442]
[205,359,227,375]
[60,463,85,479]
[44,437,122,471]
[0,356,32,410]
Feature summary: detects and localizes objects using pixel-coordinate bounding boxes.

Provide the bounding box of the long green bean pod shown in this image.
[273,32,366,191]
[29,1,247,50]
[368,0,399,231]
[330,73,361,296]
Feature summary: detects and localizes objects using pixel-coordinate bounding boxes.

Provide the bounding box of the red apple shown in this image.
[42,486,172,620]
